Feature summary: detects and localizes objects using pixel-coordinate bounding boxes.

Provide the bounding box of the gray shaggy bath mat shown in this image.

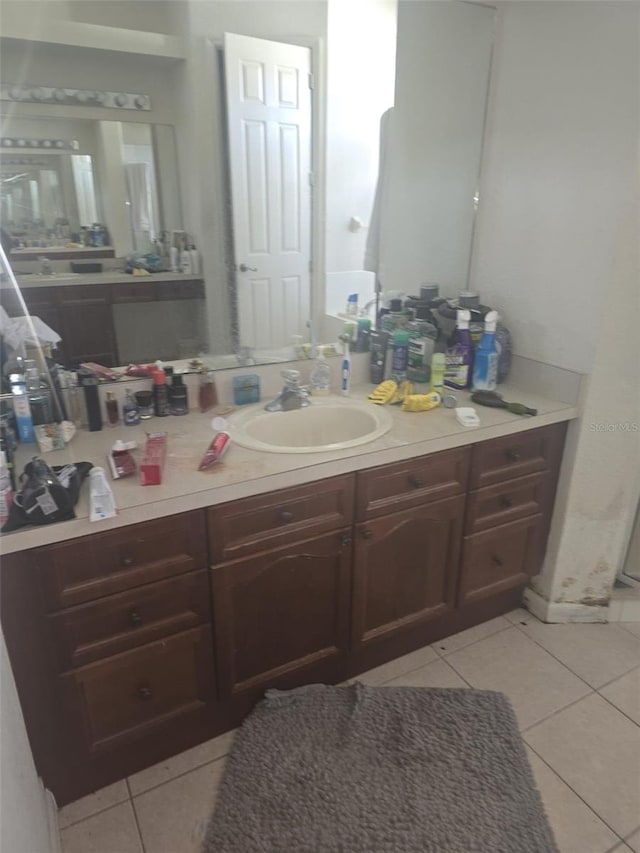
[202,683,557,853]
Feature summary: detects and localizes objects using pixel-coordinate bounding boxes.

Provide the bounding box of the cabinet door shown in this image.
[352,495,465,649]
[211,530,352,698]
[57,285,117,366]
[458,514,544,605]
[59,627,215,755]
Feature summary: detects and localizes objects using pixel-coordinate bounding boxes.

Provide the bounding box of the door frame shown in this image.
[206,34,326,355]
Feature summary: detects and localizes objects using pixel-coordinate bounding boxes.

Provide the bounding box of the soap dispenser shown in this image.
[310,346,331,395]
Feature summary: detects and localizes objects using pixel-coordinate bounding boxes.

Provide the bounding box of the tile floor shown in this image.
[58,609,640,853]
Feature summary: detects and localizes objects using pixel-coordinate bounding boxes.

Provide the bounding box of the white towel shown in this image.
[363,107,394,278]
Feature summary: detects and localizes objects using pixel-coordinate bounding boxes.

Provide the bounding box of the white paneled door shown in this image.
[224,33,312,351]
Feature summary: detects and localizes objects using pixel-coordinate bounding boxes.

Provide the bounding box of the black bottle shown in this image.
[82,378,103,431]
[153,370,170,417]
[169,375,189,415]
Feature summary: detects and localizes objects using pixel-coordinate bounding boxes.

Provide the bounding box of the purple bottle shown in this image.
[444,309,474,390]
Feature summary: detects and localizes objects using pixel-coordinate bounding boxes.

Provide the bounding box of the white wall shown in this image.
[379,1,495,299]
[471,1,640,618]
[471,1,638,374]
[1,630,56,853]
[324,0,396,318]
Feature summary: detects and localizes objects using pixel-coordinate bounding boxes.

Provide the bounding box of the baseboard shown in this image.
[44,786,61,853]
[523,588,609,623]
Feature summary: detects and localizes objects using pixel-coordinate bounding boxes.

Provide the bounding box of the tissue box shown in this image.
[139,432,167,485]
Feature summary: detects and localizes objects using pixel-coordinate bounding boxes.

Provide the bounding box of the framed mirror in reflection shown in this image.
[0,0,495,372]
[0,115,182,262]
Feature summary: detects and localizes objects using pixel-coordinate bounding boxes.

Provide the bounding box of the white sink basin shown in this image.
[229,396,393,453]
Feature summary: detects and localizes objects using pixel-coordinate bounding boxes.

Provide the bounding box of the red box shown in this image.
[139,432,167,486]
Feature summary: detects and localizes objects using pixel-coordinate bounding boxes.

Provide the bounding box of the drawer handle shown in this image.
[278,509,294,523]
[361,528,373,540]
[505,449,521,463]
[340,533,353,546]
[137,686,153,701]
[499,496,514,509]
[492,555,504,567]
[121,556,134,567]
[408,475,422,489]
[129,609,143,627]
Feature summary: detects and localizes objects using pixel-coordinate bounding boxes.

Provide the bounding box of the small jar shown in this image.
[134,390,154,420]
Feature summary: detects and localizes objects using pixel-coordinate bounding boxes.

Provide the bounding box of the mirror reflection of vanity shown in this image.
[0,0,495,371]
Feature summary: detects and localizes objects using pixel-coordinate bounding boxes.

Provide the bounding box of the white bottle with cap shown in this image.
[0,451,13,525]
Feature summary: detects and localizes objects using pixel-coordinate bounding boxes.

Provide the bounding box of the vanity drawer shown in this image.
[111,282,156,303]
[37,511,207,611]
[355,447,469,521]
[48,571,211,670]
[156,280,205,301]
[207,475,355,564]
[59,626,215,754]
[457,514,544,606]
[468,423,566,490]
[464,472,550,534]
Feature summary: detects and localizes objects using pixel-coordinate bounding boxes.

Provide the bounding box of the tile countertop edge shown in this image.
[0,401,578,556]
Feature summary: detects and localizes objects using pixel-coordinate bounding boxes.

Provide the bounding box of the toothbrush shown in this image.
[340,336,351,396]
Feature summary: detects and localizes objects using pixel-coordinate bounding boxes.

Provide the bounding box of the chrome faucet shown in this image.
[264,370,310,411]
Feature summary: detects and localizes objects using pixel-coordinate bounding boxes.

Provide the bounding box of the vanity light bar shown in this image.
[0,138,79,150]
[1,84,151,112]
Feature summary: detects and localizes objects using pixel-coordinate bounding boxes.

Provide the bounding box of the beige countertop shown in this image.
[0,382,578,556]
[5,272,203,290]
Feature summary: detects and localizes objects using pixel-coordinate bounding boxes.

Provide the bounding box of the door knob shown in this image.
[239,263,257,272]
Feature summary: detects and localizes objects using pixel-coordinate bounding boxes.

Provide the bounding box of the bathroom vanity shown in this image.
[0,387,572,806]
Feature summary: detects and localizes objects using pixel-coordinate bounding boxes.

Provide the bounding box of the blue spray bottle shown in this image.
[472,310,499,391]
[340,336,351,396]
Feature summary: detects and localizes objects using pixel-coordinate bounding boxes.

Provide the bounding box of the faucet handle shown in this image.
[281,369,301,388]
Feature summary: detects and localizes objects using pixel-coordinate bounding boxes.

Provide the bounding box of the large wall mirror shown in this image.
[0,0,496,370]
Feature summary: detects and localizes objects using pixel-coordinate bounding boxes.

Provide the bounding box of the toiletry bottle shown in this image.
[24,361,52,426]
[381,298,407,334]
[123,389,141,426]
[189,243,200,276]
[169,375,189,415]
[180,239,192,274]
[407,307,438,384]
[64,371,84,428]
[369,330,390,384]
[341,338,351,396]
[430,352,446,394]
[0,450,14,526]
[169,245,179,273]
[199,370,218,413]
[310,346,331,395]
[391,328,410,379]
[355,316,371,353]
[105,391,120,426]
[153,370,170,416]
[0,425,17,491]
[81,377,103,432]
[9,374,36,443]
[472,310,499,392]
[444,309,474,390]
[89,467,117,522]
[346,293,358,316]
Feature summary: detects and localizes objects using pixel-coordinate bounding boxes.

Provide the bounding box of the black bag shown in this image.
[1,457,92,532]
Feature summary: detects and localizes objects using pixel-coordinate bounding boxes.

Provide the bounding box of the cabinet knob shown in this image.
[499,495,514,509]
[408,474,422,489]
[137,686,153,701]
[278,509,294,523]
[361,528,373,540]
[129,609,143,627]
[505,448,521,463]
[492,555,504,567]
[121,555,134,567]
[340,533,353,546]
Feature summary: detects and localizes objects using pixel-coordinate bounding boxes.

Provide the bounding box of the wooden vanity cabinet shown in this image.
[0,422,567,806]
[208,476,355,710]
[0,510,221,806]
